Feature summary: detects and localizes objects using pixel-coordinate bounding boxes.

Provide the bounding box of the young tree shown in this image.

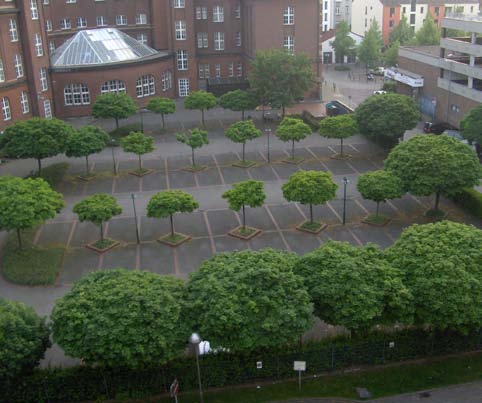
[184,90,217,125]
[72,193,122,249]
[385,134,481,215]
[120,131,155,174]
[460,104,482,146]
[65,126,109,178]
[389,16,414,45]
[225,120,262,167]
[176,128,209,169]
[147,97,176,129]
[383,40,400,67]
[147,190,199,243]
[0,176,64,249]
[357,170,404,222]
[0,118,73,174]
[355,93,419,146]
[185,249,313,350]
[219,89,258,120]
[294,241,413,333]
[92,93,137,130]
[415,13,441,45]
[318,114,358,157]
[358,20,383,69]
[276,117,312,162]
[282,170,338,232]
[330,21,356,64]
[222,180,266,235]
[0,298,50,383]
[52,269,187,368]
[387,221,482,333]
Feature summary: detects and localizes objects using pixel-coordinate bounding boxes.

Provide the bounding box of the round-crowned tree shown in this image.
[460,104,482,146]
[386,221,482,333]
[185,249,313,350]
[318,114,358,158]
[385,134,481,215]
[92,92,137,129]
[52,269,187,368]
[147,97,176,129]
[0,298,50,383]
[276,117,312,162]
[176,128,209,169]
[184,90,217,126]
[225,120,262,167]
[219,89,258,120]
[294,241,413,333]
[120,131,155,175]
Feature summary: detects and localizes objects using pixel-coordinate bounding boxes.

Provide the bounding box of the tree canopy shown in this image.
[330,21,356,64]
[185,249,313,350]
[176,128,209,167]
[184,90,217,125]
[51,269,187,368]
[147,97,176,129]
[460,104,482,145]
[147,190,199,219]
[389,16,414,45]
[386,221,482,333]
[385,134,481,211]
[120,131,155,172]
[318,114,358,156]
[222,180,265,229]
[415,13,440,45]
[0,118,73,174]
[92,93,137,129]
[219,90,258,120]
[383,40,399,67]
[357,20,383,68]
[225,120,262,163]
[276,117,312,160]
[0,298,50,383]
[295,241,413,332]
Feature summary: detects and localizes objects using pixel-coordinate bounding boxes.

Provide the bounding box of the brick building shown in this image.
[0,0,321,130]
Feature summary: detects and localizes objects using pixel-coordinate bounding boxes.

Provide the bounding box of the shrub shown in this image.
[290,110,321,131]
[382,81,397,93]
[451,188,482,219]
[26,162,69,188]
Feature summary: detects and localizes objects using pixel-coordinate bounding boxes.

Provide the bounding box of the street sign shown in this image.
[170,379,179,402]
[293,361,306,371]
[256,361,263,369]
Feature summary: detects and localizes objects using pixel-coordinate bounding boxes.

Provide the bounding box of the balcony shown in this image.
[438,77,482,103]
[441,38,482,58]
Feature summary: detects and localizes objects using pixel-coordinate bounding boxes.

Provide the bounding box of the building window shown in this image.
[66,0,77,3]
[9,19,18,42]
[49,41,55,53]
[96,16,107,26]
[101,80,126,94]
[174,0,185,8]
[136,14,147,25]
[196,6,208,19]
[235,3,241,18]
[20,91,29,114]
[434,7,439,16]
[284,35,294,54]
[162,70,172,91]
[46,20,52,32]
[60,18,71,30]
[197,32,208,48]
[235,31,241,47]
[77,17,87,28]
[215,63,221,78]
[214,32,224,50]
[136,34,147,45]
[30,0,39,20]
[178,78,189,97]
[116,15,127,26]
[237,62,242,77]
[389,19,394,28]
[410,14,415,24]
[64,84,90,105]
[283,6,294,25]
[0,60,4,82]
[136,75,155,97]
[389,7,395,16]
[176,50,188,70]
[228,62,234,77]
[175,20,186,40]
[34,33,43,56]
[14,54,23,78]
[402,6,406,13]
[199,64,210,79]
[213,6,224,22]
[44,0,50,4]
[39,68,48,91]
[420,6,424,14]
[2,98,11,121]
[43,99,52,119]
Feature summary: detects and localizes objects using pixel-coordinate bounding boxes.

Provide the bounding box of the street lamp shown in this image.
[131,193,140,244]
[109,138,117,176]
[265,127,272,163]
[444,59,453,123]
[139,108,148,133]
[189,332,204,403]
[342,177,349,226]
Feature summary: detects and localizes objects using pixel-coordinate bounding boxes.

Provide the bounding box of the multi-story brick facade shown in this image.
[0,0,321,130]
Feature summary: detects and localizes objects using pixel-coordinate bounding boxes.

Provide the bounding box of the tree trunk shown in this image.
[85,155,89,177]
[100,222,104,242]
[115,117,119,130]
[309,203,314,224]
[282,105,286,117]
[16,228,22,249]
[242,203,246,230]
[434,190,441,212]
[291,139,295,160]
[138,154,142,172]
[376,201,380,218]
[262,105,265,119]
[191,147,195,167]
[170,214,175,237]
[37,158,42,176]
[201,109,205,126]
[340,138,344,156]
[242,110,245,120]
[161,113,165,129]
[242,142,246,163]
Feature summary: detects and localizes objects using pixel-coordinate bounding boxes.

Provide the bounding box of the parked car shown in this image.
[423,121,456,134]
[373,90,387,95]
[374,67,385,76]
[367,73,374,81]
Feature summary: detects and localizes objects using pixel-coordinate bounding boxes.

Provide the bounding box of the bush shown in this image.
[25,162,69,188]
[289,110,320,131]
[382,81,397,93]
[109,123,142,145]
[451,187,482,219]
[334,65,351,71]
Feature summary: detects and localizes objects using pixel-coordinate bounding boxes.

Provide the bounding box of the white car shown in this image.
[373,90,387,95]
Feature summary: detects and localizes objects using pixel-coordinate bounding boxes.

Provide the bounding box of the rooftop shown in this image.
[401,45,440,57]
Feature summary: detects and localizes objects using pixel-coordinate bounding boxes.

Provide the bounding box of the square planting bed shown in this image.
[182,165,207,173]
[232,160,257,168]
[296,221,327,234]
[228,226,262,240]
[282,157,304,165]
[330,153,352,160]
[77,173,96,181]
[424,209,449,221]
[157,232,191,247]
[362,214,391,227]
[129,168,154,177]
[86,238,120,253]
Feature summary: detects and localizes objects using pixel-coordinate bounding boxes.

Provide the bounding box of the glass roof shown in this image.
[51,28,159,67]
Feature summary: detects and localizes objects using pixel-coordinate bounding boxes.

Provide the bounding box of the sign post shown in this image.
[293,361,306,390]
[170,378,179,403]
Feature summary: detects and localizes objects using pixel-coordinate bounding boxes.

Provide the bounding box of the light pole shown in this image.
[444,59,453,123]
[131,193,140,244]
[189,332,204,403]
[139,108,148,133]
[265,127,272,163]
[109,138,117,176]
[342,177,349,225]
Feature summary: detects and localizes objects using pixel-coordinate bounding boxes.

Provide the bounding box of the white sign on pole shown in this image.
[256,361,263,369]
[293,361,306,371]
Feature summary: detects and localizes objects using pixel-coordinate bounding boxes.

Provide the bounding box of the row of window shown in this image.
[198,62,243,79]
[194,5,241,22]
[8,19,44,57]
[0,54,24,79]
[0,92,47,121]
[57,14,147,30]
[195,31,242,49]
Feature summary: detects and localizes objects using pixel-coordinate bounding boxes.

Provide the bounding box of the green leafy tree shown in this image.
[0,298,50,383]
[225,120,262,164]
[0,176,64,248]
[460,104,482,145]
[248,49,314,116]
[415,13,441,45]
[147,97,176,129]
[184,90,217,125]
[65,126,109,177]
[176,128,209,167]
[219,89,258,120]
[120,131,155,173]
[0,118,73,174]
[185,249,313,350]
[330,21,356,64]
[355,93,419,146]
[386,221,482,333]
[147,190,199,238]
[276,117,312,161]
[72,193,122,244]
[295,241,413,333]
[52,269,187,368]
[357,170,404,217]
[385,134,481,213]
[92,93,137,130]
[222,180,266,230]
[282,170,338,225]
[389,16,414,45]
[318,114,358,157]
[383,40,399,67]
[358,20,383,69]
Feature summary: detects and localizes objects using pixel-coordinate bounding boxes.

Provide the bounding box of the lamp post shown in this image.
[109,138,117,176]
[131,193,140,244]
[139,108,148,133]
[189,332,204,403]
[342,177,349,226]
[444,59,453,123]
[265,127,272,163]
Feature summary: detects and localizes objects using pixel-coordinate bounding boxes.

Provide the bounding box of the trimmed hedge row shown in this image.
[3,329,481,403]
[451,188,482,219]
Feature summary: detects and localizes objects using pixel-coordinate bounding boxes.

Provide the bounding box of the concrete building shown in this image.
[0,0,321,130]
[393,14,482,127]
[320,0,352,32]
